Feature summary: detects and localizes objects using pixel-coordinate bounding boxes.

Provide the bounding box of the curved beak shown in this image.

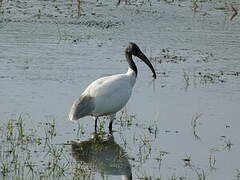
[136,51,157,79]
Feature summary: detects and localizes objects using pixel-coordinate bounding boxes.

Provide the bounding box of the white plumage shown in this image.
[69,42,156,132]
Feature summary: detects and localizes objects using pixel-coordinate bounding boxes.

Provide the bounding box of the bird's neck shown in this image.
[125,52,137,77]
[126,68,137,87]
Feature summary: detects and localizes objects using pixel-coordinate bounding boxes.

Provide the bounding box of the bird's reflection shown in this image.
[71,133,132,180]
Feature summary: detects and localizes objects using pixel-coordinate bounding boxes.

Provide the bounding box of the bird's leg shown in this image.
[109,114,116,132]
[94,117,98,132]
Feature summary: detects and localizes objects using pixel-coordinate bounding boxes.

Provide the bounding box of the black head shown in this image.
[125,42,142,56]
[125,42,157,79]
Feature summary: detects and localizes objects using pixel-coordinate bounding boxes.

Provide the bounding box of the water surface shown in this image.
[0,0,240,179]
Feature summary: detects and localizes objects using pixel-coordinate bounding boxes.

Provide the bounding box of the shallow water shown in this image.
[0,0,240,179]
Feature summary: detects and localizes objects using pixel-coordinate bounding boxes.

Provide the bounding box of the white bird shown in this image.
[69,42,156,132]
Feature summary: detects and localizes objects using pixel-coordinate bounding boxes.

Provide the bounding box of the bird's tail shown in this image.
[69,95,95,121]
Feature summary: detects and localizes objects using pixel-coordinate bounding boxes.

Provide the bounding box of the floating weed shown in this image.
[47,118,57,138]
[42,121,56,146]
[220,70,240,77]
[182,70,240,88]
[183,71,190,90]
[56,23,86,44]
[195,52,214,63]
[192,1,199,12]
[208,150,217,170]
[135,171,161,180]
[0,162,10,177]
[16,114,25,142]
[44,143,69,178]
[117,109,136,128]
[170,174,178,180]
[214,6,227,11]
[136,134,153,163]
[6,118,14,141]
[149,48,186,64]
[76,0,84,17]
[193,168,207,180]
[235,169,240,180]
[24,151,35,176]
[146,123,158,138]
[156,150,168,170]
[196,72,226,84]
[150,48,214,65]
[220,137,233,152]
[191,113,202,140]
[169,174,187,180]
[182,154,192,167]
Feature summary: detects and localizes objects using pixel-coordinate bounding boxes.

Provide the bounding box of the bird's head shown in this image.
[126,42,157,79]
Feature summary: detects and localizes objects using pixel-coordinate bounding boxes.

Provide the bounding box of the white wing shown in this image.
[84,73,134,116]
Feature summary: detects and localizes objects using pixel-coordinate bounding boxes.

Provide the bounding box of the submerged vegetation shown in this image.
[0,114,70,179]
[0,112,237,179]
